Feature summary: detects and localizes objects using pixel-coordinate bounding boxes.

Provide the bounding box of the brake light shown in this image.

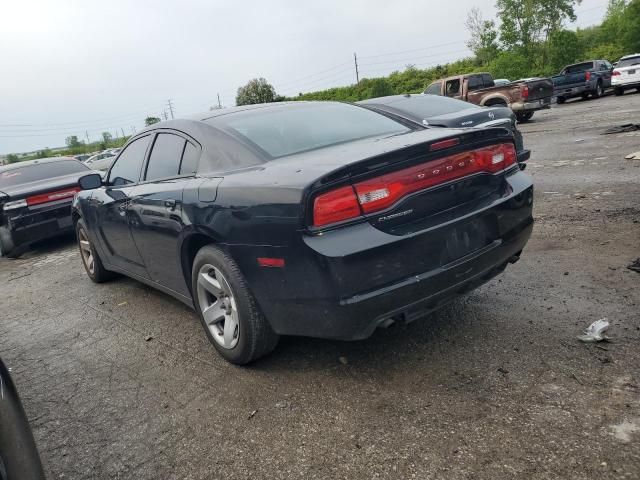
[612,70,621,76]
[585,71,591,81]
[520,84,529,99]
[312,143,516,227]
[26,187,80,207]
[313,185,361,227]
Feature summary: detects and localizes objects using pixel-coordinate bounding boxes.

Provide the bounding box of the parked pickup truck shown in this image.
[552,60,613,104]
[424,72,553,122]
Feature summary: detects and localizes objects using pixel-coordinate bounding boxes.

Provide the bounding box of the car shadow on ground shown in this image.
[16,233,77,260]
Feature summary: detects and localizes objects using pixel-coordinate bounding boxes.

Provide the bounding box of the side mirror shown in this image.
[78,173,103,190]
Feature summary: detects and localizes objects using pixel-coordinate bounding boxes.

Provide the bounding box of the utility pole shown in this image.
[162,110,168,121]
[85,130,90,144]
[167,99,175,119]
[217,93,222,109]
[131,125,136,134]
[121,127,126,139]
[354,52,360,86]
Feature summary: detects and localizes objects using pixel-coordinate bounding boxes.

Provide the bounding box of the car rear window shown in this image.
[209,103,408,159]
[565,62,594,74]
[388,95,479,119]
[0,160,88,188]
[618,56,640,68]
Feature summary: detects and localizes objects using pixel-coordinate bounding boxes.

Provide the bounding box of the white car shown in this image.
[84,152,115,171]
[613,54,640,96]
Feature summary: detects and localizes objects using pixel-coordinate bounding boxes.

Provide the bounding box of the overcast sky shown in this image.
[1,0,608,154]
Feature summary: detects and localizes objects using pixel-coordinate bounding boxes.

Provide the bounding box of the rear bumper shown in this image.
[512,98,552,112]
[1,200,74,251]
[612,78,640,88]
[554,84,592,98]
[232,169,534,340]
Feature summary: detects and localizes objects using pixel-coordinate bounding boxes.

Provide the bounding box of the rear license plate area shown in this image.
[629,69,636,75]
[441,216,497,265]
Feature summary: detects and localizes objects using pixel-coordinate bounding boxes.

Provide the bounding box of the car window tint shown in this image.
[212,103,408,159]
[393,95,479,119]
[180,142,200,175]
[425,82,441,95]
[618,56,640,68]
[482,74,495,87]
[467,75,483,91]
[145,133,185,181]
[445,79,460,97]
[0,160,89,188]
[108,135,151,186]
[565,62,593,74]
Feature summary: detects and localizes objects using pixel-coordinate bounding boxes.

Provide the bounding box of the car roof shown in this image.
[620,53,640,59]
[0,156,76,172]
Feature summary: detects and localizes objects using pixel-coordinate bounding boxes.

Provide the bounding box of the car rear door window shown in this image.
[108,135,151,186]
[482,74,495,87]
[467,75,483,91]
[145,133,186,181]
[180,141,200,175]
[425,82,441,95]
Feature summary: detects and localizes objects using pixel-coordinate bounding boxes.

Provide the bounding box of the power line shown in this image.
[357,40,466,60]
[272,60,353,89]
[359,48,472,68]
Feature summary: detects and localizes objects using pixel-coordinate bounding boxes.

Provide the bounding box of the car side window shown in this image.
[425,82,441,95]
[445,79,460,97]
[482,74,495,87]
[467,75,483,91]
[108,135,151,186]
[180,141,200,175]
[145,133,186,181]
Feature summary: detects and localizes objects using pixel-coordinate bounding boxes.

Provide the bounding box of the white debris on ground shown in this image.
[625,151,640,160]
[577,318,610,343]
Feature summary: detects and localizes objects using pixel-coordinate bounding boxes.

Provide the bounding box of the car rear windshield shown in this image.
[618,56,640,68]
[385,95,479,119]
[0,160,88,188]
[210,103,409,158]
[565,62,594,74]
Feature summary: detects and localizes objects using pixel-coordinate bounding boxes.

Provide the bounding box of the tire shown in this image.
[0,226,20,258]
[592,81,603,99]
[192,245,279,364]
[581,92,590,100]
[76,218,114,283]
[516,111,534,122]
[556,96,566,104]
[614,88,624,96]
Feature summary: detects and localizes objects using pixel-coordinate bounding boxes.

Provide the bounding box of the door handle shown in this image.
[164,199,177,210]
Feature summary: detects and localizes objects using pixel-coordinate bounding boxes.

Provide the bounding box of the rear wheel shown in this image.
[76,218,114,283]
[556,96,566,104]
[192,245,279,364]
[614,87,624,96]
[0,227,19,259]
[516,111,534,122]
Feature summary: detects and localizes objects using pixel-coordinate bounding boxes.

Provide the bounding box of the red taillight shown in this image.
[585,71,591,81]
[612,70,621,76]
[26,187,80,207]
[257,257,285,268]
[312,185,361,227]
[311,143,516,227]
[430,138,460,151]
[520,84,529,99]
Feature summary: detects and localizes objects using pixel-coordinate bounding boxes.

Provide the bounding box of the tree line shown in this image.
[234,0,639,105]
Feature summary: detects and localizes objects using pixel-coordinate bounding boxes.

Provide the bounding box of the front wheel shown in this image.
[76,218,114,283]
[192,245,279,364]
[516,111,534,122]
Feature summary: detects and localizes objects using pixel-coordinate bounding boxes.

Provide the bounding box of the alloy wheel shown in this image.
[78,228,95,275]
[196,264,240,349]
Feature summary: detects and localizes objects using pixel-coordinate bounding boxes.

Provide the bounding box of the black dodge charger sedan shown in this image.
[73,101,533,364]
[0,157,91,257]
[357,94,531,164]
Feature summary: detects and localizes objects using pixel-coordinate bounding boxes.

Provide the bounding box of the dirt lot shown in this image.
[1,93,639,480]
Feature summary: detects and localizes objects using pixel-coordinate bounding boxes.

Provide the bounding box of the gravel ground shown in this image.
[1,92,639,480]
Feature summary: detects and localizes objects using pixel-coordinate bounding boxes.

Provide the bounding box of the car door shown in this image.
[600,61,613,87]
[93,134,152,278]
[128,131,201,296]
